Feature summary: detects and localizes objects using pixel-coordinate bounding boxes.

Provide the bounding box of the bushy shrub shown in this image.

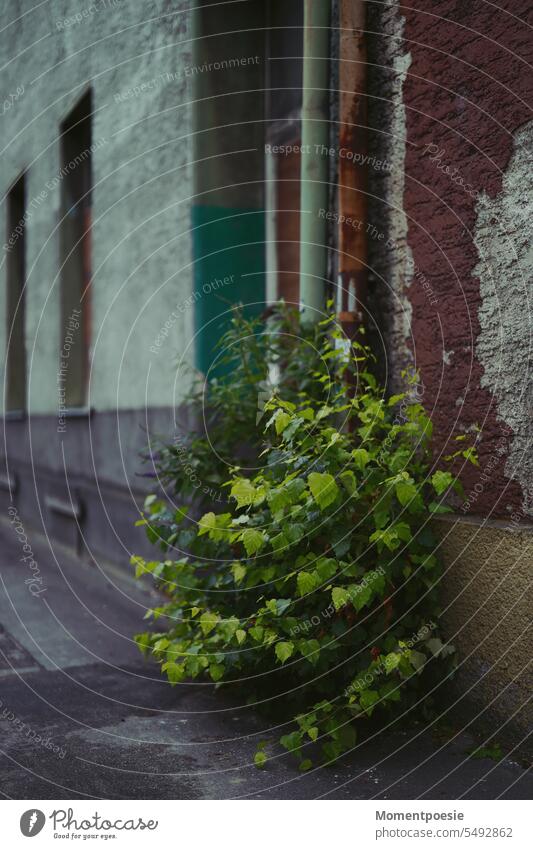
[133,309,473,768]
[141,305,332,508]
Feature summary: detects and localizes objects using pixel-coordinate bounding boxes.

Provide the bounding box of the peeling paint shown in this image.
[366,1,413,391]
[473,122,533,515]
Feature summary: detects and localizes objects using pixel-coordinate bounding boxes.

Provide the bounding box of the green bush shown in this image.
[133,308,474,768]
[142,304,331,507]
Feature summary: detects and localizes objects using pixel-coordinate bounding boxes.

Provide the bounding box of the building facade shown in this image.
[1,1,531,753]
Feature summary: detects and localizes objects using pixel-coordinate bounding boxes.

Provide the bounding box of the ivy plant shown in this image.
[132,309,474,768]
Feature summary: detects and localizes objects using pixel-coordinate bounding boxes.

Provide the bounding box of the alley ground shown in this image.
[0,519,531,800]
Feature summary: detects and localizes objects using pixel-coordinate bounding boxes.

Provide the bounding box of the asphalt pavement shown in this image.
[0,519,530,800]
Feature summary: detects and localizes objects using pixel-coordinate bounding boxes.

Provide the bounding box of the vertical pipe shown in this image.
[337,0,367,330]
[299,0,331,324]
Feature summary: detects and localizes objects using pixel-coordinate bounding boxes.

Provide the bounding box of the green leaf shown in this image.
[370,527,401,551]
[297,571,318,597]
[231,478,265,508]
[236,629,246,645]
[134,632,151,655]
[383,652,401,672]
[263,629,277,646]
[267,487,291,514]
[339,470,357,495]
[275,411,291,434]
[299,759,313,771]
[299,639,320,665]
[315,557,338,582]
[231,562,247,584]
[267,598,291,615]
[432,470,454,495]
[232,514,250,526]
[254,750,267,768]
[388,393,405,406]
[249,626,264,642]
[359,689,380,715]
[308,726,319,742]
[352,448,370,470]
[275,641,294,664]
[286,478,306,502]
[395,479,418,506]
[241,528,265,556]
[351,582,373,612]
[332,586,350,610]
[209,663,225,681]
[174,506,189,523]
[198,511,217,536]
[270,531,289,555]
[280,730,303,753]
[163,662,186,684]
[285,522,305,543]
[308,472,339,510]
[200,612,220,635]
[131,556,147,578]
[266,408,291,435]
[395,521,412,542]
[462,446,479,466]
[316,405,333,422]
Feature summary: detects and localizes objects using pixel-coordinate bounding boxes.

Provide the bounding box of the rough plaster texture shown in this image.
[366,1,413,392]
[401,0,532,518]
[436,518,533,758]
[473,122,533,516]
[366,1,532,756]
[0,0,194,414]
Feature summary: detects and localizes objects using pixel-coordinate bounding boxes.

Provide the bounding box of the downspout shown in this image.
[190,0,201,157]
[337,0,368,332]
[299,0,331,324]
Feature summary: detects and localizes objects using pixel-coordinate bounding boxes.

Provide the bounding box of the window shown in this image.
[5,174,27,412]
[59,90,92,408]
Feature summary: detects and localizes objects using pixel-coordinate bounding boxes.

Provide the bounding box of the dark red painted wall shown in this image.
[401,0,532,517]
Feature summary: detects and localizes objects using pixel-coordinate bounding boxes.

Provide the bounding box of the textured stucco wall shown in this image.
[473,122,533,516]
[436,517,532,758]
[0,0,194,414]
[365,0,532,756]
[368,0,532,519]
[401,0,532,519]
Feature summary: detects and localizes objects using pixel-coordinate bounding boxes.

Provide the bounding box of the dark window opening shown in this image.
[5,174,27,412]
[59,89,92,408]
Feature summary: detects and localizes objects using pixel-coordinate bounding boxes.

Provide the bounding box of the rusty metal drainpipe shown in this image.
[337,0,368,335]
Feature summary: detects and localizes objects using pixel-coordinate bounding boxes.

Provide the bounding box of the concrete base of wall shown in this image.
[435,516,532,761]
[0,408,184,565]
